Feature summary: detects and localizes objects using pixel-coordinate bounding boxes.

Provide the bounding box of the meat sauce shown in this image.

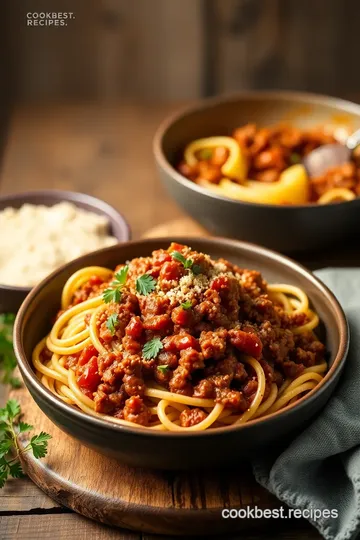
[178,123,360,202]
[65,243,325,427]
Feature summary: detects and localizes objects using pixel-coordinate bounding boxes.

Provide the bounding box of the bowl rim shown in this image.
[0,189,131,293]
[14,235,349,439]
[153,89,360,210]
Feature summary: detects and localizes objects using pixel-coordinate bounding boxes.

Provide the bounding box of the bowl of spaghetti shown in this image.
[14,237,348,469]
[154,90,360,252]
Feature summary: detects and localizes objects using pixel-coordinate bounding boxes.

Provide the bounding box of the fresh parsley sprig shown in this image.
[0,314,21,389]
[142,338,163,360]
[290,152,301,164]
[198,148,213,160]
[171,251,201,275]
[157,365,169,374]
[103,288,121,304]
[102,265,129,304]
[106,313,119,336]
[0,399,51,488]
[136,274,157,296]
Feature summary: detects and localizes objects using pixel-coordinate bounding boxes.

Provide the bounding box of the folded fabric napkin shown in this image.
[253,268,360,540]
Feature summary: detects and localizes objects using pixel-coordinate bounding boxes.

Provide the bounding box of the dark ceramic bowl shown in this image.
[154,90,360,253]
[14,237,348,470]
[0,190,130,313]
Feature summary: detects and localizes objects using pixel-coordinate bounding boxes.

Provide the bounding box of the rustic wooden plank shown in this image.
[0,104,185,238]
[7,0,203,102]
[0,477,62,511]
[213,0,281,93]
[212,0,360,100]
[0,515,140,540]
[6,0,360,103]
[2,387,302,536]
[0,379,62,512]
[109,0,203,100]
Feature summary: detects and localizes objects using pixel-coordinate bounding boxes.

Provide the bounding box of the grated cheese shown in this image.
[0,202,117,287]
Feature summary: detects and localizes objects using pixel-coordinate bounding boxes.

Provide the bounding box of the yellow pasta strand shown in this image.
[267,382,317,414]
[233,356,266,424]
[89,304,108,354]
[157,400,224,431]
[318,188,355,204]
[145,387,214,408]
[61,267,112,309]
[268,284,309,314]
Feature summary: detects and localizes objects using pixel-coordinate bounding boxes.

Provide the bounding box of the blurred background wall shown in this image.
[2,0,359,104]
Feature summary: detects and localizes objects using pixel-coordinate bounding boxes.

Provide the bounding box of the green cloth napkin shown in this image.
[253,268,360,540]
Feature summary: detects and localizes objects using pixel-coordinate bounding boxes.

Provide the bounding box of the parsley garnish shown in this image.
[0,399,51,488]
[102,288,121,304]
[290,152,301,164]
[136,274,157,296]
[106,314,119,336]
[102,265,128,304]
[142,338,164,360]
[0,314,21,389]
[181,300,192,310]
[112,266,129,287]
[198,148,213,160]
[171,251,201,275]
[171,251,192,268]
[157,365,170,374]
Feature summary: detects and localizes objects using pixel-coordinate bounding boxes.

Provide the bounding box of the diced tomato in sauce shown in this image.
[159,261,182,281]
[77,356,101,392]
[88,275,104,286]
[78,345,99,366]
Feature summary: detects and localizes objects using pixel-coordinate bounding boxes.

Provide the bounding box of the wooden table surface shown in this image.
[0,102,351,539]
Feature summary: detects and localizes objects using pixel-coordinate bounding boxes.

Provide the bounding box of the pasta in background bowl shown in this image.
[154,90,360,252]
[178,124,360,205]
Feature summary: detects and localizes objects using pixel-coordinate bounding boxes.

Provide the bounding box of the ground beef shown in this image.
[169,366,193,396]
[94,383,127,415]
[179,348,205,371]
[283,361,304,379]
[179,408,208,427]
[242,379,258,398]
[199,329,227,359]
[259,321,295,363]
[228,327,263,358]
[238,269,268,297]
[193,379,215,398]
[215,388,248,412]
[120,396,150,425]
[63,243,326,425]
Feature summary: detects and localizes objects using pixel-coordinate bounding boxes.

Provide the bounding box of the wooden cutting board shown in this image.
[11,218,284,536]
[12,389,281,536]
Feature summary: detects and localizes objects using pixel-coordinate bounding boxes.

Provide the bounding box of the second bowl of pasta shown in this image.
[154,91,360,252]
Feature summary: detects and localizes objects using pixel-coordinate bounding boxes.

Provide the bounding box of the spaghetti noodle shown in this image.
[33,243,327,431]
